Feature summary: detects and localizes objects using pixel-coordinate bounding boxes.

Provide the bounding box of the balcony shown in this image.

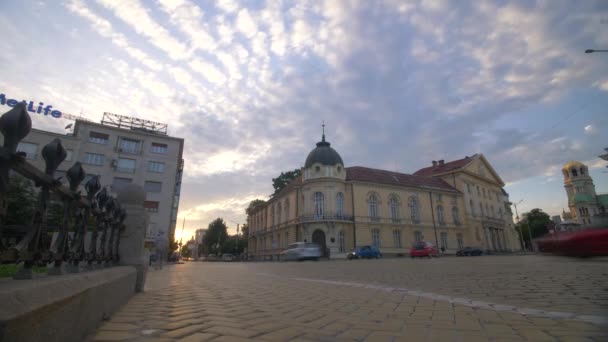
[298,214,355,223]
[481,215,505,227]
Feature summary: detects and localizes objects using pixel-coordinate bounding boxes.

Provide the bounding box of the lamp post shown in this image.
[513,199,526,253]
[585,49,608,53]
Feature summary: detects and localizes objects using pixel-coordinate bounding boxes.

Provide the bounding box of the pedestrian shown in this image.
[155,231,167,270]
[440,246,445,255]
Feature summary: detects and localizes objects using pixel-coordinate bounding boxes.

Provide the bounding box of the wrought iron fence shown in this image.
[0,103,127,279]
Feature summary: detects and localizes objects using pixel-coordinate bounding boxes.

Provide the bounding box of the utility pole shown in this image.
[513,200,526,253]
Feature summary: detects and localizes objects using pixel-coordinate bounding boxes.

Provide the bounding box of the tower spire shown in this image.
[322,121,326,142]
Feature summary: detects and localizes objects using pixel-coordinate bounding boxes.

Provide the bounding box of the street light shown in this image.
[585,49,608,53]
[513,199,526,253]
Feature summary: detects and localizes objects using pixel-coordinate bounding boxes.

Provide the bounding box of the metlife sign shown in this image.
[0,92,62,118]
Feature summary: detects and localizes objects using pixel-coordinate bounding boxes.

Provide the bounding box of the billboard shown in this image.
[0,93,62,118]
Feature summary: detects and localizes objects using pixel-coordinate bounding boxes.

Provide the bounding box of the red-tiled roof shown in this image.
[346,167,458,192]
[413,155,476,176]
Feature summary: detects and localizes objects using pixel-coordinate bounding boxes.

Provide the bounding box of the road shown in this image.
[90,255,608,341]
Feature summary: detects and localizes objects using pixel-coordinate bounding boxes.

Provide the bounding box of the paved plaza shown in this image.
[90,255,608,342]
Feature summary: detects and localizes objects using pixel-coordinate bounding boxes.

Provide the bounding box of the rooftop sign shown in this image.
[0,92,62,118]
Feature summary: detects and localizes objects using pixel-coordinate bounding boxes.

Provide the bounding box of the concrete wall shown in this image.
[0,267,137,342]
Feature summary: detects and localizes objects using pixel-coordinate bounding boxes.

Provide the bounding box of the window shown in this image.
[285,200,290,221]
[144,181,162,193]
[314,192,324,218]
[151,142,168,154]
[277,202,282,224]
[485,203,489,216]
[457,233,464,249]
[452,207,460,225]
[571,168,578,177]
[84,153,104,166]
[476,186,480,196]
[89,131,109,144]
[65,149,73,162]
[338,230,345,252]
[271,206,275,225]
[371,228,380,248]
[470,200,476,216]
[389,196,399,221]
[436,205,445,225]
[393,229,402,248]
[116,158,136,173]
[414,231,423,242]
[112,177,132,191]
[277,234,281,249]
[480,203,484,216]
[491,205,495,217]
[285,232,289,247]
[409,196,419,223]
[148,161,165,173]
[580,168,585,175]
[436,194,442,202]
[482,188,486,198]
[118,137,141,154]
[440,232,448,249]
[466,183,471,193]
[17,142,38,160]
[498,208,503,218]
[368,194,379,221]
[336,192,344,217]
[496,192,500,202]
[83,174,99,186]
[144,201,159,213]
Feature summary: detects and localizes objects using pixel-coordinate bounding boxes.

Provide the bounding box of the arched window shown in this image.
[284,200,290,221]
[452,207,460,225]
[409,196,419,223]
[393,229,402,248]
[371,228,381,247]
[436,205,444,225]
[580,167,585,175]
[369,194,379,220]
[277,202,282,224]
[389,195,399,221]
[571,168,578,177]
[338,230,345,252]
[314,192,324,218]
[336,192,344,218]
[414,231,423,242]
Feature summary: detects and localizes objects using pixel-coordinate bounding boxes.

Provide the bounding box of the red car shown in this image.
[410,241,439,258]
[536,228,608,257]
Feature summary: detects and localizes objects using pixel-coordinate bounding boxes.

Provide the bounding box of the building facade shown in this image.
[10,118,184,245]
[247,134,521,259]
[562,160,608,228]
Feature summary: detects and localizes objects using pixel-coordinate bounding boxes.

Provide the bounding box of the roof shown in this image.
[413,155,475,176]
[570,193,595,204]
[346,166,459,192]
[563,160,586,170]
[304,137,343,168]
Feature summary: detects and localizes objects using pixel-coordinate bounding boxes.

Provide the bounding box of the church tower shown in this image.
[562,161,597,226]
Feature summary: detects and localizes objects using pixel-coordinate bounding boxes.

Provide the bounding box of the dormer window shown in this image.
[337,166,342,173]
[315,166,321,172]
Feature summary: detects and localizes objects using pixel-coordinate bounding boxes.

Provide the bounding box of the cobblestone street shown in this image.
[90,255,608,342]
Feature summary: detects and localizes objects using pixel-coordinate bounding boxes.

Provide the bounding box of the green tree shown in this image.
[3,175,36,225]
[203,218,228,255]
[271,169,301,195]
[516,208,551,245]
[240,224,249,238]
[169,240,179,253]
[245,199,266,216]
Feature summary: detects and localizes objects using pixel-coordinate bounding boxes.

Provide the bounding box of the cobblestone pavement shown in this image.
[90,255,608,342]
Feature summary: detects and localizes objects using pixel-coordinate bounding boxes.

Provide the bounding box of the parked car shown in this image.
[456,246,484,256]
[222,253,234,262]
[535,229,608,257]
[410,241,439,258]
[347,245,382,259]
[280,242,322,261]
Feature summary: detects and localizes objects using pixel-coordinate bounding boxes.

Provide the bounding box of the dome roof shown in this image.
[304,134,343,168]
[563,160,586,170]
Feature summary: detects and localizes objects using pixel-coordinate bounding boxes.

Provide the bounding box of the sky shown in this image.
[0,0,607,242]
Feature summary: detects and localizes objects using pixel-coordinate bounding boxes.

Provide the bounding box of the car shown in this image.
[535,228,608,257]
[456,246,484,256]
[347,245,382,259]
[410,241,439,258]
[222,253,234,262]
[280,242,322,261]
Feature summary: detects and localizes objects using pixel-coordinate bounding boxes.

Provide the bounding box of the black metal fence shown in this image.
[0,103,127,279]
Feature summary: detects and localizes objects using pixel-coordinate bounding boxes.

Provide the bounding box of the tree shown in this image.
[169,240,179,253]
[240,224,249,238]
[203,218,228,255]
[271,169,301,195]
[246,199,266,216]
[3,175,36,225]
[516,208,551,245]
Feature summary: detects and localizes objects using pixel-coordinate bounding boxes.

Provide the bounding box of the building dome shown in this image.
[562,160,585,170]
[304,134,343,168]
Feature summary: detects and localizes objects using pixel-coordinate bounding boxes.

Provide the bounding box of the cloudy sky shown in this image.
[1,0,607,241]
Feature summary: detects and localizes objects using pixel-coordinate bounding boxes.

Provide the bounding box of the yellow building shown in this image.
[247,133,521,259]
